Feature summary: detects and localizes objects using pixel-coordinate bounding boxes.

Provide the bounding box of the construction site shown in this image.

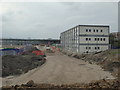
[0,28,120,90]
[0,1,119,90]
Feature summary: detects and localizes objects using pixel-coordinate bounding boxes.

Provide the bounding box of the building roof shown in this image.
[78,25,109,27]
[61,25,109,34]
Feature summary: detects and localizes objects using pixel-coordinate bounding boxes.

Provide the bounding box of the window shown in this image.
[93,29,95,32]
[86,38,91,41]
[86,38,88,41]
[101,38,102,41]
[98,47,100,49]
[103,38,105,41]
[86,47,91,49]
[101,30,103,32]
[97,38,99,41]
[86,29,88,32]
[96,30,98,32]
[95,38,97,41]
[89,29,91,32]
[95,47,97,49]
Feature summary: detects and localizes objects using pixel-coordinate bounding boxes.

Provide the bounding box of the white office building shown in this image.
[60,25,109,53]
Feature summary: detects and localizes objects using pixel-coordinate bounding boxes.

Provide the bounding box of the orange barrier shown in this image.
[32,50,45,56]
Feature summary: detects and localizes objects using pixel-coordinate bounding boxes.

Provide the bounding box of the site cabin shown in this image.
[60,25,109,54]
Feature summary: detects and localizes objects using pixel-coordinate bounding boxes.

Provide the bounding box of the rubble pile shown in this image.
[2,79,120,89]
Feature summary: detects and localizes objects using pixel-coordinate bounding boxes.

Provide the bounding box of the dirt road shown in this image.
[2,51,115,86]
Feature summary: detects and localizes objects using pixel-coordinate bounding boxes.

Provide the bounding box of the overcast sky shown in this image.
[1,2,118,39]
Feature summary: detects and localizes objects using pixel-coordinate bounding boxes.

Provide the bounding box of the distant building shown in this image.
[60,25,109,53]
[1,39,60,46]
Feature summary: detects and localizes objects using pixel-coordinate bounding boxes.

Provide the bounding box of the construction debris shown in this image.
[63,49,120,77]
[2,79,120,89]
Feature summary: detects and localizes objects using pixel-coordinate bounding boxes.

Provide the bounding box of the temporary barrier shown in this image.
[32,50,45,56]
[51,46,56,49]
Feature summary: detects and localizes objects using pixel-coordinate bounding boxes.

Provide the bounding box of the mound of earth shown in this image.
[2,79,120,89]
[63,49,120,77]
[2,54,46,77]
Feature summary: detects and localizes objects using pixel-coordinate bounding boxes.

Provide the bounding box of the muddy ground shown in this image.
[1,48,120,89]
[1,47,46,77]
[2,49,116,88]
[2,79,120,89]
[63,49,120,78]
[2,55,46,77]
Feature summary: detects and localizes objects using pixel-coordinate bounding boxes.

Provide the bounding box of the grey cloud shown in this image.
[2,11,14,22]
[2,2,118,39]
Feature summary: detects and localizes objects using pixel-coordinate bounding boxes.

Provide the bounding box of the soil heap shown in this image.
[1,47,46,77]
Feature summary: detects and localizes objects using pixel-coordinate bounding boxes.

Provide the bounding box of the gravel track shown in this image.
[2,51,115,86]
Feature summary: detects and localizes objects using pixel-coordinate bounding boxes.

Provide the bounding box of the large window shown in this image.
[95,38,97,41]
[86,38,88,41]
[86,29,88,32]
[89,29,91,32]
[103,38,105,41]
[89,38,91,41]
[95,47,97,49]
[97,38,99,41]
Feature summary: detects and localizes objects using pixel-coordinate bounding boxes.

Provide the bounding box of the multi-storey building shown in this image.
[0,39,60,46]
[60,25,109,53]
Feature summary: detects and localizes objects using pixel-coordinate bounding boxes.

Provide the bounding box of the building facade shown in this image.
[60,25,109,53]
[1,39,60,46]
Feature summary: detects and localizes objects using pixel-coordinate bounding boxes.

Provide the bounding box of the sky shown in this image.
[0,1,119,39]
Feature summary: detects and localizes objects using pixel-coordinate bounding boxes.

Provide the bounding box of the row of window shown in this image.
[86,29,103,32]
[86,47,100,50]
[86,38,106,41]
